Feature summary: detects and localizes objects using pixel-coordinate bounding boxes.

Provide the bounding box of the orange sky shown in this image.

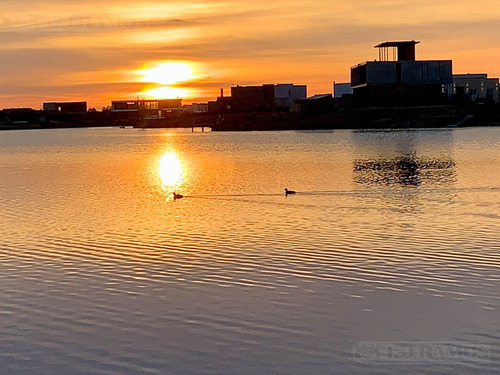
[1,0,499,109]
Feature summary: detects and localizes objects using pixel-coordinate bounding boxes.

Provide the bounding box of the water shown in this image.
[0,127,499,374]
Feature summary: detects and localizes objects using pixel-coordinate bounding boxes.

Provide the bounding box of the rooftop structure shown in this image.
[375,41,420,61]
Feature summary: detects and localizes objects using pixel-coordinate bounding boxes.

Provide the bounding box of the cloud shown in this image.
[1,0,499,108]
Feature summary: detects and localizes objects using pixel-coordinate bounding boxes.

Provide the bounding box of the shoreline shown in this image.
[2,105,499,132]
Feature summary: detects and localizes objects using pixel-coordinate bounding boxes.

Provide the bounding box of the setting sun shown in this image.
[139,62,194,85]
[140,86,191,99]
[158,151,183,187]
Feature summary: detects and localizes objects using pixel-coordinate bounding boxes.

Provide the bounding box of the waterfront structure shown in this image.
[110,99,182,118]
[350,41,452,105]
[452,74,499,103]
[43,101,87,113]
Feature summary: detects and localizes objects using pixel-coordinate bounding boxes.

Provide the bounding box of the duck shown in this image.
[173,192,184,200]
[284,188,296,196]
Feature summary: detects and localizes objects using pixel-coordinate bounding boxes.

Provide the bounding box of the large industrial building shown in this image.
[351,41,453,105]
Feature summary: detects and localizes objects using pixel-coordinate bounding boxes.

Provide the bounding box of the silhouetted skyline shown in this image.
[1,0,499,109]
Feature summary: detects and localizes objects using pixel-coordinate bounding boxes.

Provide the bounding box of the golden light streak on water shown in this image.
[158,150,183,187]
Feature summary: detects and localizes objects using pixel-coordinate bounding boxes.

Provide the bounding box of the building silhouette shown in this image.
[43,101,87,113]
[351,41,452,106]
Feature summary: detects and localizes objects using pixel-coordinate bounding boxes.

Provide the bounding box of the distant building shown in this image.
[350,41,452,105]
[110,99,182,118]
[333,82,353,98]
[274,84,307,110]
[231,85,275,111]
[1,108,45,125]
[452,74,499,103]
[192,103,209,113]
[43,101,87,113]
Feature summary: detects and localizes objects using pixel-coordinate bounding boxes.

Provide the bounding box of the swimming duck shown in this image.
[285,188,296,196]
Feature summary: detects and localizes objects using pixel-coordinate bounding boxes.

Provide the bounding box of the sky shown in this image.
[1,0,499,109]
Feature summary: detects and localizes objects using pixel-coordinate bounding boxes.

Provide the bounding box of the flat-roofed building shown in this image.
[350,41,452,106]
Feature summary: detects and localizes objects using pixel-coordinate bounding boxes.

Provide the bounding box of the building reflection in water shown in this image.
[354,154,456,187]
[351,130,456,188]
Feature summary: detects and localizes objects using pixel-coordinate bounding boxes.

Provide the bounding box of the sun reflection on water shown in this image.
[158,151,183,187]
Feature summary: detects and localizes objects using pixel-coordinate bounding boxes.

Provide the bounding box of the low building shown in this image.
[351,41,452,106]
[452,74,499,103]
[43,101,87,113]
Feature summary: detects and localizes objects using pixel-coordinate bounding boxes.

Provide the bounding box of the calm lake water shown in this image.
[0,127,499,374]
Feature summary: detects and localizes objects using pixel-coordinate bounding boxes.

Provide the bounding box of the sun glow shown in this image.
[158,151,183,187]
[139,62,194,85]
[137,61,198,99]
[141,86,191,99]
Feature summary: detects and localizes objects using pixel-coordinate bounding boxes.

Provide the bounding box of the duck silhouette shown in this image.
[173,192,184,200]
[284,188,296,196]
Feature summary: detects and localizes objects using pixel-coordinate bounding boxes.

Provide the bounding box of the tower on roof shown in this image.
[375,40,420,62]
